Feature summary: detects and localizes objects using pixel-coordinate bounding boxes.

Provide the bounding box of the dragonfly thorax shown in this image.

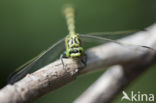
[65,34,84,58]
[65,34,81,49]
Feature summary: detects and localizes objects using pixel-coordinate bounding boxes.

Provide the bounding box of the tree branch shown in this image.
[74,59,156,103]
[0,24,156,103]
[74,24,156,103]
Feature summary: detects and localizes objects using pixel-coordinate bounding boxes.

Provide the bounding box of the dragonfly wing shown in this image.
[80,34,120,45]
[83,30,138,39]
[80,34,155,54]
[80,30,139,44]
[8,38,65,84]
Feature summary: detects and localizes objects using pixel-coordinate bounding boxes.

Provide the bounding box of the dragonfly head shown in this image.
[66,47,84,58]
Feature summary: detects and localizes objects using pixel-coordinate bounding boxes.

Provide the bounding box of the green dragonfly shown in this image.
[7,6,154,84]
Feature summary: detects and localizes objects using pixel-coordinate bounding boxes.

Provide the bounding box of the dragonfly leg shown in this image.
[60,52,67,69]
[81,53,87,67]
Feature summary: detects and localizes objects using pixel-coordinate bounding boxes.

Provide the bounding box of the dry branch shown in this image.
[0,24,156,103]
[74,60,156,103]
[74,24,156,103]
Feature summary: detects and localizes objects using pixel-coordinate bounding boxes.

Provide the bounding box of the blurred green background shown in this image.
[0,0,156,103]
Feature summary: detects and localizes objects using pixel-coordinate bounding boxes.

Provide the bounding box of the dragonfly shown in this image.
[7,6,155,84]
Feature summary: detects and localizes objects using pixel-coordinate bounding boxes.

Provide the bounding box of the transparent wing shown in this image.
[80,30,138,44]
[8,38,65,84]
[80,31,155,55]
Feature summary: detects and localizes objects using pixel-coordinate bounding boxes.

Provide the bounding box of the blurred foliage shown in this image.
[0,0,156,103]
